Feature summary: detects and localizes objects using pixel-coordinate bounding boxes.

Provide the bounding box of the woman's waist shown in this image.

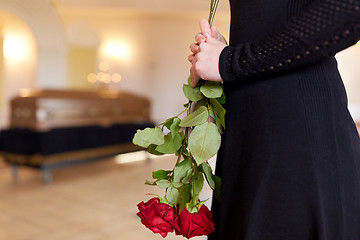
[223,56,346,103]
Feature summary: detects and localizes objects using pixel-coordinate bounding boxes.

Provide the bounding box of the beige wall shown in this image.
[59,8,230,123]
[0,26,3,108]
[67,46,97,89]
[336,43,360,122]
[0,0,67,90]
[0,10,37,128]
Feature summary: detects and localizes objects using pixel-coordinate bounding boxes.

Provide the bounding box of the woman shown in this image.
[189,0,360,239]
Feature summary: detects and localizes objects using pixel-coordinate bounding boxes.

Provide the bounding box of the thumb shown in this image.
[199,19,211,39]
[211,26,220,40]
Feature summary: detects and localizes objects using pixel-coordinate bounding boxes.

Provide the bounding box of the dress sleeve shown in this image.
[219,0,360,82]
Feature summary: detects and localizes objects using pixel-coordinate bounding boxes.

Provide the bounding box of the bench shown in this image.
[0,89,153,183]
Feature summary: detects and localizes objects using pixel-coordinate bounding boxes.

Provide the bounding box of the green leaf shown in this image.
[179,106,209,127]
[187,76,192,85]
[216,92,226,105]
[190,171,204,205]
[201,162,215,189]
[145,180,156,185]
[172,182,184,188]
[147,144,164,155]
[186,200,207,213]
[164,117,175,130]
[156,179,171,188]
[213,174,222,202]
[173,158,192,183]
[209,98,226,131]
[181,169,193,184]
[178,184,191,214]
[133,127,164,148]
[166,186,180,205]
[210,109,222,135]
[155,132,183,154]
[186,203,199,214]
[169,118,181,137]
[164,117,181,138]
[200,82,223,98]
[159,197,172,206]
[152,170,172,180]
[188,122,221,165]
[183,84,204,102]
[195,98,207,109]
[182,147,190,157]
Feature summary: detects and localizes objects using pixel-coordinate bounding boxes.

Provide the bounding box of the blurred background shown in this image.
[0,0,232,127]
[0,0,359,240]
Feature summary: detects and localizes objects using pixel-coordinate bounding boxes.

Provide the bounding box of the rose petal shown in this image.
[137,198,178,238]
[177,205,215,238]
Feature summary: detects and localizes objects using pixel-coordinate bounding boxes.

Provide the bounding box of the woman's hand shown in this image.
[189,19,228,87]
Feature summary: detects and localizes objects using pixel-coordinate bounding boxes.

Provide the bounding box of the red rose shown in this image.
[137,197,179,238]
[176,205,215,239]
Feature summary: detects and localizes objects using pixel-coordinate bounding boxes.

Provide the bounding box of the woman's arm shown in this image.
[220,0,360,82]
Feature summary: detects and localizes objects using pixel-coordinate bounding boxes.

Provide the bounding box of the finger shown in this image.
[190,43,200,54]
[201,37,213,45]
[188,54,195,63]
[210,26,218,39]
[199,19,211,39]
[190,64,195,84]
[210,26,228,44]
[195,33,206,44]
[191,74,200,88]
[190,62,200,88]
[198,41,208,53]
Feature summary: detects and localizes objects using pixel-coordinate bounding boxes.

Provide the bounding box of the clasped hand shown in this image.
[189,19,228,88]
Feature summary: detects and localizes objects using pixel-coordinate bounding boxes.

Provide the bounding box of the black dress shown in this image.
[209,0,360,239]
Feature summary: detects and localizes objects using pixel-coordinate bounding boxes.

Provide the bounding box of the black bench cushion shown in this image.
[0,123,153,156]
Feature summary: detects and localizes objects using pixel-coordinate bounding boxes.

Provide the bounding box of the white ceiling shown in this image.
[54,0,229,13]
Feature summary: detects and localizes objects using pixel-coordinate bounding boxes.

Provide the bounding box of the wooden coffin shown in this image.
[10,89,151,131]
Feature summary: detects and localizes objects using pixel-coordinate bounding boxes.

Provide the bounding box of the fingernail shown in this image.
[204,33,210,38]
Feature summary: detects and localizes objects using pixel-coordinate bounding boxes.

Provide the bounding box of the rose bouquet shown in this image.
[133,0,223,238]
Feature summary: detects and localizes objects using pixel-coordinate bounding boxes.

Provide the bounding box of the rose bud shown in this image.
[137,197,179,238]
[176,204,215,239]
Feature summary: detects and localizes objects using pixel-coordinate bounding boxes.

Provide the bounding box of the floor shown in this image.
[0,152,213,240]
